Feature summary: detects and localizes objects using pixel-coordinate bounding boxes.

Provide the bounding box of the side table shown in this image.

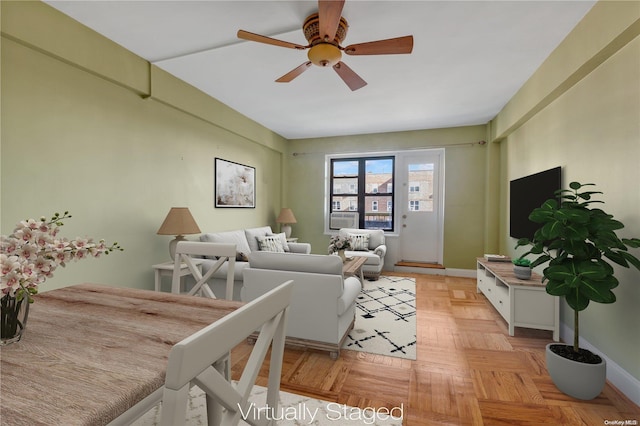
[342,255,367,284]
[152,260,203,292]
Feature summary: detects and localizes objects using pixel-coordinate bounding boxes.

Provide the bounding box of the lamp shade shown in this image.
[157,207,201,236]
[276,208,297,224]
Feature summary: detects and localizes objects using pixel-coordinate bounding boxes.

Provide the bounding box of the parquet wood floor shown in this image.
[230,273,640,425]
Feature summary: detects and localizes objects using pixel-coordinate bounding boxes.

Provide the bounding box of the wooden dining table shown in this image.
[0,283,244,426]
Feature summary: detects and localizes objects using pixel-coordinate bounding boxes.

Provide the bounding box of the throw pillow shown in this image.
[268,232,290,252]
[257,236,285,253]
[349,233,370,251]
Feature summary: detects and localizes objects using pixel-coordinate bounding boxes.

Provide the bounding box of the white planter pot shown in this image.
[545,343,606,400]
[513,265,531,280]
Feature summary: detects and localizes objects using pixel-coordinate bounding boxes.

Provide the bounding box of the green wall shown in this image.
[1,1,287,291]
[286,125,488,269]
[490,1,640,380]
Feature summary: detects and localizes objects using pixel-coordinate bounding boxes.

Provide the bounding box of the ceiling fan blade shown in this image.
[333,61,367,91]
[344,35,414,55]
[318,0,345,42]
[237,30,307,50]
[276,62,313,83]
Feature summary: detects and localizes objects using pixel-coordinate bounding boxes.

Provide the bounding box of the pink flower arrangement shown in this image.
[1,212,122,302]
[328,235,352,254]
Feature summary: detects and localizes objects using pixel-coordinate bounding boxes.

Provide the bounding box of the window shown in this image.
[410,200,420,211]
[409,182,420,192]
[330,156,394,230]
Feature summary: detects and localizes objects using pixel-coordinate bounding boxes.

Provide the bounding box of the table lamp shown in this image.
[157,207,201,259]
[276,208,297,238]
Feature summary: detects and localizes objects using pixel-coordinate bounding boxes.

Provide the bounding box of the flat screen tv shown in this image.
[510,166,562,240]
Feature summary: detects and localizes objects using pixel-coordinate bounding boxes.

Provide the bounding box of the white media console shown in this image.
[476,258,559,341]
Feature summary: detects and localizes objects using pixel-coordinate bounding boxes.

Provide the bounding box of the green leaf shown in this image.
[603,250,629,268]
[569,182,582,190]
[541,221,563,240]
[576,260,608,280]
[563,224,589,241]
[580,279,616,304]
[565,290,590,311]
[545,264,576,282]
[620,251,640,271]
[531,254,551,268]
[554,207,590,224]
[622,238,640,248]
[546,279,571,296]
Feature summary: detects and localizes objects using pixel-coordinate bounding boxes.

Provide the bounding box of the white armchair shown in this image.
[242,252,361,359]
[338,228,387,280]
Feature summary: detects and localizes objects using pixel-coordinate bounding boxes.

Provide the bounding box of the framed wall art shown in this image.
[214,158,256,208]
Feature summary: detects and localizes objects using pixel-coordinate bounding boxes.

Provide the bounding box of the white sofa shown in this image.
[338,228,387,280]
[198,226,311,300]
[242,251,362,358]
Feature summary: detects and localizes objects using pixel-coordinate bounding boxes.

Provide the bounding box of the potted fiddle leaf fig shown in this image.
[515,182,640,400]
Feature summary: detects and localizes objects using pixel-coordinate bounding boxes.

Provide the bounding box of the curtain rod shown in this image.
[291,140,486,157]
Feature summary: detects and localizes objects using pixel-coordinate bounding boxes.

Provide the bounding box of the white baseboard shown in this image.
[445,268,476,278]
[391,266,477,278]
[559,322,640,406]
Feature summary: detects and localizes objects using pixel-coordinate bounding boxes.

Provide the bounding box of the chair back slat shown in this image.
[172,241,237,300]
[161,280,294,426]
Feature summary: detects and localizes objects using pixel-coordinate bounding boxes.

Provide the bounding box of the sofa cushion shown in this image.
[249,252,343,275]
[345,250,381,266]
[349,233,370,251]
[244,226,273,253]
[200,230,251,259]
[256,235,285,253]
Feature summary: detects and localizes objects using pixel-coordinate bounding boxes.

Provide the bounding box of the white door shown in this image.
[398,150,444,264]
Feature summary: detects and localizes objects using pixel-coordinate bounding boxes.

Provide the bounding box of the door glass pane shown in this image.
[408,163,434,212]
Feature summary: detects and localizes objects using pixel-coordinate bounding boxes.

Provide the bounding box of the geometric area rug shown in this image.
[341,276,416,360]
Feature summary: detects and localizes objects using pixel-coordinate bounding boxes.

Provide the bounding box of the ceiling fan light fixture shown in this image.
[307,43,342,67]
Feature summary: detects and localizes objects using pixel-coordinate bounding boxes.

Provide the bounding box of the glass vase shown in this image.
[1,295,30,345]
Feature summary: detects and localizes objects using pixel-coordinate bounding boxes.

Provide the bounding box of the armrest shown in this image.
[288,242,311,254]
[374,244,387,258]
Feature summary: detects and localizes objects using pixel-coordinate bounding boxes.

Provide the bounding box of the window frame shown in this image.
[328,155,395,231]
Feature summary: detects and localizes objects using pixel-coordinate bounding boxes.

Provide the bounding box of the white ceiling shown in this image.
[45,1,595,140]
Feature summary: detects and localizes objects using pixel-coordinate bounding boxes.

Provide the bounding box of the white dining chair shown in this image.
[172,241,236,300]
[160,280,294,426]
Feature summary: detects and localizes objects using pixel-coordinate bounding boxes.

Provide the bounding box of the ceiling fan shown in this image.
[237,0,413,91]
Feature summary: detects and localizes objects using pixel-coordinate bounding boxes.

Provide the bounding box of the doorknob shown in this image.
[402,215,407,219]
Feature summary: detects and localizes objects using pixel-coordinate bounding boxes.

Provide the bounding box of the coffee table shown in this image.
[343,255,368,283]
